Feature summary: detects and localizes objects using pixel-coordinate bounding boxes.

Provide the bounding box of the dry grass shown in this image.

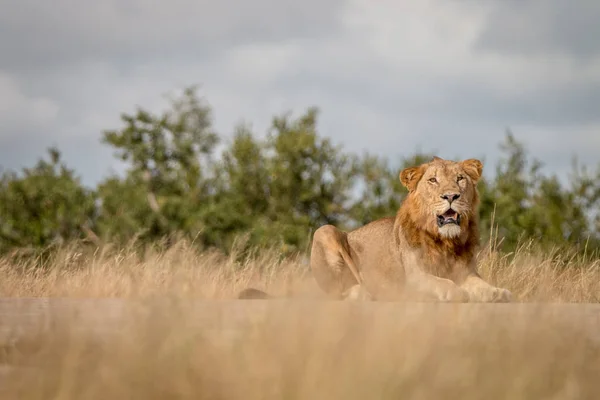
[0,238,313,300]
[1,300,600,399]
[0,236,599,302]
[0,237,599,399]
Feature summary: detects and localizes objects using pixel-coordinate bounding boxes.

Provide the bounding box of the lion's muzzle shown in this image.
[437,209,461,227]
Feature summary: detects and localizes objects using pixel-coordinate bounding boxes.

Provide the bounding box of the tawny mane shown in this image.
[394,159,481,277]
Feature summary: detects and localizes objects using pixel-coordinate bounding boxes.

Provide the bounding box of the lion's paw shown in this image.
[435,285,470,303]
[467,286,512,303]
[343,284,373,301]
[496,288,512,302]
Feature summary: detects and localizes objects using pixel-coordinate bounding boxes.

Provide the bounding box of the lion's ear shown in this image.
[461,159,483,182]
[400,166,425,192]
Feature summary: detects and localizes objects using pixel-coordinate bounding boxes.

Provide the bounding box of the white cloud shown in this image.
[476,0,600,60]
[0,73,59,130]
[223,43,301,86]
[0,0,599,186]
[0,0,345,70]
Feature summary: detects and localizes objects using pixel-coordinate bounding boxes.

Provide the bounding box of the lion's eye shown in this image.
[428,177,437,183]
[457,175,464,182]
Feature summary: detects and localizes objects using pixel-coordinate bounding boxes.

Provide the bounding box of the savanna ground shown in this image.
[1,235,600,399]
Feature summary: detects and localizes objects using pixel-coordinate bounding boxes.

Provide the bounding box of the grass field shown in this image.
[1,236,599,302]
[1,238,600,399]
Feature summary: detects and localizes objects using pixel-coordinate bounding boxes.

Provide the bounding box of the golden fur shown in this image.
[309,156,512,302]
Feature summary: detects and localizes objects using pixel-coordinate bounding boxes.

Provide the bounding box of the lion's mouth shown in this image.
[437,209,461,227]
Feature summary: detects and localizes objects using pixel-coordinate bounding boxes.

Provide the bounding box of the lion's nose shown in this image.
[441,193,460,203]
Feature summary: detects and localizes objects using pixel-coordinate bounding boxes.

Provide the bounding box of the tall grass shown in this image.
[1,235,600,399]
[1,234,599,302]
[0,237,312,300]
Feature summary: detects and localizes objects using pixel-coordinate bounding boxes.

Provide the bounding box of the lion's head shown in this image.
[399,156,482,240]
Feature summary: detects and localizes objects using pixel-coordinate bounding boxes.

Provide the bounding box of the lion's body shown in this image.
[237,156,511,303]
[309,157,512,303]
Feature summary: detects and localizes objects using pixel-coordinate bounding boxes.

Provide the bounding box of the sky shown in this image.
[1,0,599,187]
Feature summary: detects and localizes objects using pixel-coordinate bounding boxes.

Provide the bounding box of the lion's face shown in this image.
[400,157,483,239]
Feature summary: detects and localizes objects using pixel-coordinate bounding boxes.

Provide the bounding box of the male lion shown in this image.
[239,156,512,303]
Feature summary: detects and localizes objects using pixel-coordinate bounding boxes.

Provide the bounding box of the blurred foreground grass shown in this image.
[1,299,599,399]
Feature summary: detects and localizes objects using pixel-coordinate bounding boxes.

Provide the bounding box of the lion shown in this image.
[239,156,512,303]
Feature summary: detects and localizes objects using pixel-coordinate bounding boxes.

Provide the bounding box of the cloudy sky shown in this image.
[1,0,599,186]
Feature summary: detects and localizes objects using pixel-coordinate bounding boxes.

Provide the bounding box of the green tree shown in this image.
[97,86,218,244]
[567,158,600,246]
[0,147,96,252]
[261,107,359,252]
[200,125,270,249]
[482,131,594,251]
[2,85,598,258]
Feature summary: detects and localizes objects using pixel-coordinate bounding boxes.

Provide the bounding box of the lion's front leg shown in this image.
[405,269,470,303]
[459,273,512,303]
[401,252,469,303]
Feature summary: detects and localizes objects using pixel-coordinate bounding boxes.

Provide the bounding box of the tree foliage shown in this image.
[0,148,96,252]
[97,86,218,243]
[1,86,599,257]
